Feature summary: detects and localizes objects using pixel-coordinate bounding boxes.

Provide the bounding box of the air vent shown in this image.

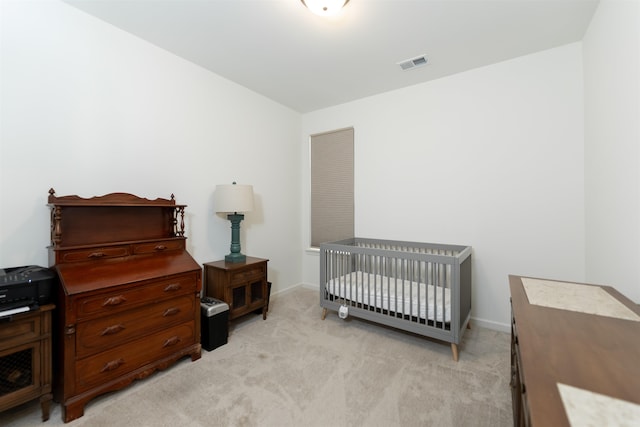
[397,54,428,71]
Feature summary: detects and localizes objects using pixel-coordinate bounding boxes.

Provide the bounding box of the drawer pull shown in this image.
[102,295,127,306]
[163,307,180,317]
[100,324,126,336]
[88,252,105,258]
[154,245,167,251]
[101,358,124,373]
[162,336,181,348]
[164,283,182,292]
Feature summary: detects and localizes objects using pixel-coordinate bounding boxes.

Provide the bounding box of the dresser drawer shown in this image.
[75,295,196,358]
[132,239,184,255]
[74,321,196,393]
[76,273,197,319]
[60,246,129,263]
[229,264,265,285]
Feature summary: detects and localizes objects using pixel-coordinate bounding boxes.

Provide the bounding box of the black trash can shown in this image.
[200,297,229,351]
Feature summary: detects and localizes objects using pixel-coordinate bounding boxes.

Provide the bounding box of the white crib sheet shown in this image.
[326,271,451,323]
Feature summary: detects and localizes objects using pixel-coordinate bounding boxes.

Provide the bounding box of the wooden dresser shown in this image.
[509,275,640,426]
[48,190,202,422]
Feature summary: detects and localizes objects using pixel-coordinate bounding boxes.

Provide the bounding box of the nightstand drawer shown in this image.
[76,295,196,358]
[76,273,197,319]
[229,265,265,285]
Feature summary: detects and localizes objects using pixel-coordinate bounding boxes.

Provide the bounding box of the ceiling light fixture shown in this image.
[301,0,350,17]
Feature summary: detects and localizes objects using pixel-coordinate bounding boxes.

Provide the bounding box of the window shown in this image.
[310,127,354,248]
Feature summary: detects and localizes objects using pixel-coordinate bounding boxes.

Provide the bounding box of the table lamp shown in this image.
[214,182,254,263]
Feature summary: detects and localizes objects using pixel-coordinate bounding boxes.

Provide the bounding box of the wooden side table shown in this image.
[203,257,269,320]
[0,304,55,422]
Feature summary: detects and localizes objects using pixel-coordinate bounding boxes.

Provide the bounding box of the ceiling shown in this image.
[65,0,599,113]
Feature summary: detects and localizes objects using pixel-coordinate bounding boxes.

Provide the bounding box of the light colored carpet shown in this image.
[1,286,512,426]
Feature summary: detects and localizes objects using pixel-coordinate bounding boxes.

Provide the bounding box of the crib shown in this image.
[320,238,472,361]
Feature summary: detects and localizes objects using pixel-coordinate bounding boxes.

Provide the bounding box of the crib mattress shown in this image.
[326,271,451,323]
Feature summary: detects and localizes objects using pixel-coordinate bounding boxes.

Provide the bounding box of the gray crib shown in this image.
[320,238,472,361]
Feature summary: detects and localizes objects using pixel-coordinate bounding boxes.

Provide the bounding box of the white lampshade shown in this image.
[301,0,349,17]
[214,183,254,213]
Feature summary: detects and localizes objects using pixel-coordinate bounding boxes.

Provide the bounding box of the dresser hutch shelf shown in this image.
[48,189,201,423]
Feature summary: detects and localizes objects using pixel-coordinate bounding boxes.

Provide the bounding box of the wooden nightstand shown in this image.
[203,257,269,320]
[0,304,55,422]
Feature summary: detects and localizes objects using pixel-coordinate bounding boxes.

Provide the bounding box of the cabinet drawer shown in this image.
[0,316,40,349]
[229,265,265,285]
[76,295,196,358]
[75,321,196,393]
[132,240,184,255]
[76,274,197,319]
[61,246,129,263]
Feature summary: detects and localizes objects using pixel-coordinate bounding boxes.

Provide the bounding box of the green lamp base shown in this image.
[225,213,247,263]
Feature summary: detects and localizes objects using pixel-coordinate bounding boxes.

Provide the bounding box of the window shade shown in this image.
[310,127,354,247]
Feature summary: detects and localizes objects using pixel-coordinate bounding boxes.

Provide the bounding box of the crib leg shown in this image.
[451,343,459,362]
[321,307,327,320]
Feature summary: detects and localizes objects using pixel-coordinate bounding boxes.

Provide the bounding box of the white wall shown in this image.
[583,0,640,303]
[302,43,586,330]
[0,0,303,293]
[5,0,634,333]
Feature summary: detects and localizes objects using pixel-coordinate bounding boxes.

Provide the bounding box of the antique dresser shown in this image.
[48,189,202,422]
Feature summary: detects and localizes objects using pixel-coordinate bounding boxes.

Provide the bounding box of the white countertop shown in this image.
[558,383,640,427]
[521,277,640,322]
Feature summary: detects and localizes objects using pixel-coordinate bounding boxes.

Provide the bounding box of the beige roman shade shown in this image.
[310,127,354,248]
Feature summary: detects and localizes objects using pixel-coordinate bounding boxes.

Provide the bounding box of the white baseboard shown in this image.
[269,282,315,300]
[471,317,510,333]
[300,283,319,291]
[284,283,512,333]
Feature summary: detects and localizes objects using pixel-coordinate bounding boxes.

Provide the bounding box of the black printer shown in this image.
[0,265,55,312]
